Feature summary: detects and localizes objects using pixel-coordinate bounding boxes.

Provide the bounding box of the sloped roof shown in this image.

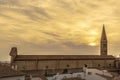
[0,65,25,78]
[14,55,115,61]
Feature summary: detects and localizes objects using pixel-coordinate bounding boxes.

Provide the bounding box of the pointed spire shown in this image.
[100,24,108,56]
[101,24,107,41]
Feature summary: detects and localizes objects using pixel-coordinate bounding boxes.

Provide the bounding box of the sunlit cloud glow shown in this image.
[0,0,120,61]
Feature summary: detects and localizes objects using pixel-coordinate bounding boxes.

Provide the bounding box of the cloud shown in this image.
[0,0,120,61]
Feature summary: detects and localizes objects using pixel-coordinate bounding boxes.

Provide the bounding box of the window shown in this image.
[66,64,70,68]
[84,64,88,67]
[109,64,111,67]
[103,44,107,47]
[98,64,101,67]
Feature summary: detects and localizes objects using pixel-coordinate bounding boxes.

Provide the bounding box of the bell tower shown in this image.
[100,24,107,56]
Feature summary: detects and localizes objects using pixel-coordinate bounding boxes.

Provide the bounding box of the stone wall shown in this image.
[15,59,115,71]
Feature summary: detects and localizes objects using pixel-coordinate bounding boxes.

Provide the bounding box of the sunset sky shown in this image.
[0,0,120,61]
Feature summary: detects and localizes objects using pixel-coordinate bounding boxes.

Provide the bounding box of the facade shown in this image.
[0,65,25,80]
[9,25,115,75]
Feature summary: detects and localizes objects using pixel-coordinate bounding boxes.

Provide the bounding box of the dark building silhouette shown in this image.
[101,24,108,56]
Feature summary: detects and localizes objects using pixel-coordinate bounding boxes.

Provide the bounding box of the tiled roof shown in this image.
[14,55,115,61]
[0,65,25,78]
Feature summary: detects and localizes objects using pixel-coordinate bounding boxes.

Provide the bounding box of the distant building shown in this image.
[9,25,115,75]
[47,69,113,80]
[0,65,25,80]
[0,61,10,67]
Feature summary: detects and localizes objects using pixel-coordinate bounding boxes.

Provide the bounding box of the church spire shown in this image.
[100,24,107,56]
[101,24,107,41]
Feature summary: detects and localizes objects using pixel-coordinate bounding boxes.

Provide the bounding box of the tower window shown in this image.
[103,44,107,47]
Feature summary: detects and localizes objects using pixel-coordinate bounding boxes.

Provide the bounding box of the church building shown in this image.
[9,25,115,75]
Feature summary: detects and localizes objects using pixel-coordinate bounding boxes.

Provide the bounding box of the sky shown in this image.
[0,0,120,61]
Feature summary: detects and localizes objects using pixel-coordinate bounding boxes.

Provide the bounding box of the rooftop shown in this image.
[14,55,115,61]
